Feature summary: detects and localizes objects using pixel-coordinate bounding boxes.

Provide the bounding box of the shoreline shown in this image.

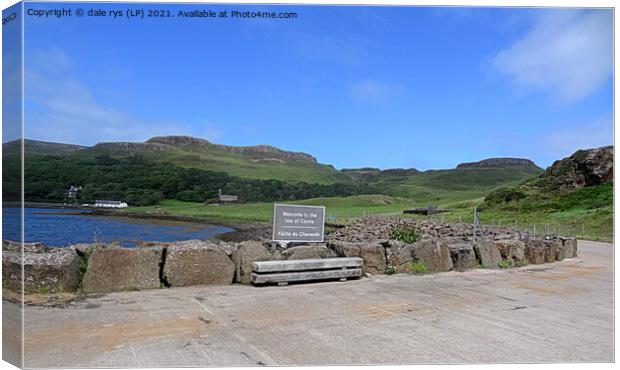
[4,202,273,242]
[90,209,273,242]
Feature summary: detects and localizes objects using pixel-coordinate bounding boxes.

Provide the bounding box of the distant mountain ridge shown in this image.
[457,158,539,169]
[146,135,317,163]
[3,139,86,156]
[3,135,544,191]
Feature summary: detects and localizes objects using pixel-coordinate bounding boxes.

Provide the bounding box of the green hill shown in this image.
[3,136,546,207]
[481,146,613,241]
[2,139,86,157]
[343,159,543,205]
[81,136,353,185]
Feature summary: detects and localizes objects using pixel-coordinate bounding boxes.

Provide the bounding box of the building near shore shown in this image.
[66,185,81,200]
[94,200,128,208]
[218,189,238,203]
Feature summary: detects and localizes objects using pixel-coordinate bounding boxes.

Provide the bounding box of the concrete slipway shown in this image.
[4,240,614,367]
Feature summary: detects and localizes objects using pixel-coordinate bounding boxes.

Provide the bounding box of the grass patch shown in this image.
[407,261,429,274]
[498,259,513,269]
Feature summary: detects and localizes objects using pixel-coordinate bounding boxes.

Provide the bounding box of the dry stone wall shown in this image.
[2,217,580,295]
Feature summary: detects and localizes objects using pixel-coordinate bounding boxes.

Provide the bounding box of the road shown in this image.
[4,240,614,367]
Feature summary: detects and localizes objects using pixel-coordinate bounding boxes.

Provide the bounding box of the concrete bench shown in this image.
[251,257,363,286]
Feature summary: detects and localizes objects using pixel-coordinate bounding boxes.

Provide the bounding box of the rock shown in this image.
[328,241,387,275]
[473,240,502,269]
[543,240,560,263]
[542,146,613,192]
[495,240,527,265]
[567,238,578,258]
[447,241,478,271]
[524,239,546,264]
[3,240,50,253]
[231,240,282,284]
[384,240,413,267]
[407,238,453,273]
[72,243,113,257]
[282,245,337,260]
[163,242,234,286]
[327,216,530,245]
[2,243,81,294]
[457,158,538,169]
[81,247,163,293]
[559,238,578,259]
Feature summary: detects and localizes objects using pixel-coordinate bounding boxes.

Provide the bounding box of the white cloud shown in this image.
[348,79,399,104]
[491,10,612,103]
[24,48,223,145]
[545,116,613,156]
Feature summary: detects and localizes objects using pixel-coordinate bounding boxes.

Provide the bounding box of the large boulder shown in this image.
[542,146,613,192]
[328,241,386,275]
[446,241,478,271]
[400,238,454,273]
[2,241,81,294]
[564,238,578,258]
[163,241,234,287]
[384,240,413,268]
[282,244,337,260]
[524,239,546,264]
[473,240,502,269]
[543,240,560,263]
[81,247,162,293]
[495,240,527,265]
[231,241,282,284]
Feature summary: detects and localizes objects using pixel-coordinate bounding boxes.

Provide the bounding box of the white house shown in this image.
[94,200,128,208]
[218,189,238,203]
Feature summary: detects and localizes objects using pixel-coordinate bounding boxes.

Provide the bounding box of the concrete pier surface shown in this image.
[5,240,613,367]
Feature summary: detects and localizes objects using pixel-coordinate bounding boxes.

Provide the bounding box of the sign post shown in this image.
[272,204,325,243]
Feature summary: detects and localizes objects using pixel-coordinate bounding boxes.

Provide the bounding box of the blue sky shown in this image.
[14,3,614,170]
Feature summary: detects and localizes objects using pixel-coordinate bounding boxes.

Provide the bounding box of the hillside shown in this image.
[481,146,613,241]
[3,136,548,207]
[3,139,86,156]
[343,159,543,204]
[81,136,352,185]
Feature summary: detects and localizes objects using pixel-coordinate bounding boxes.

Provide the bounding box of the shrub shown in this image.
[408,261,429,274]
[498,259,513,269]
[390,226,421,244]
[484,187,527,205]
[384,266,396,275]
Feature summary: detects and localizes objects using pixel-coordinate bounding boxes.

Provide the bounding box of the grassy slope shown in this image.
[126,184,612,241]
[85,144,353,185]
[474,181,613,242]
[364,166,544,204]
[125,195,418,222]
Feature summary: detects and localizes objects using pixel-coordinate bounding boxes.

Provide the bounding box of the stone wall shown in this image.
[2,217,580,295]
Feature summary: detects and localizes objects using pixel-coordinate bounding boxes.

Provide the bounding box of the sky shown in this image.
[7,3,614,170]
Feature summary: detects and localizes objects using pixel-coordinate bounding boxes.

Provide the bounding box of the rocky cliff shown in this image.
[457,158,538,169]
[542,146,613,191]
[148,135,317,163]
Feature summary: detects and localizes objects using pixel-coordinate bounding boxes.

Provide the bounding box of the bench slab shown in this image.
[252,257,363,273]
[251,268,362,284]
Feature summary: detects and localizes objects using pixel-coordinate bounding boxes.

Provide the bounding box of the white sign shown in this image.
[272,204,325,243]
